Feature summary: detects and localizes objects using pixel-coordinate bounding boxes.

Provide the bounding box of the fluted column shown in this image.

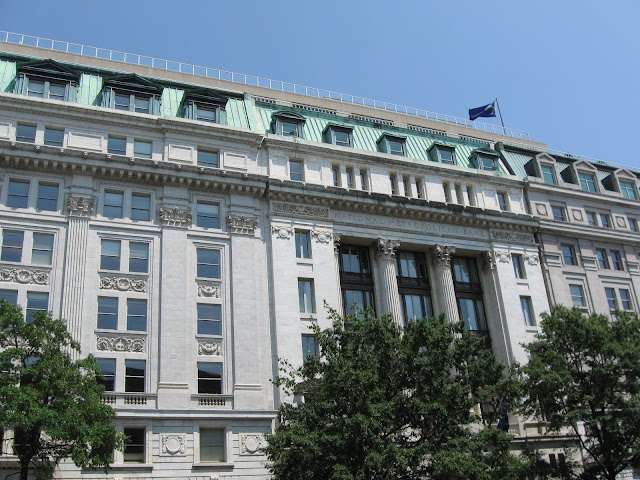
[431,244,458,323]
[374,238,402,325]
[333,234,344,316]
[61,195,95,359]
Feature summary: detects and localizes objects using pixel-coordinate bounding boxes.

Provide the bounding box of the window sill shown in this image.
[296,258,313,265]
[108,463,153,470]
[525,327,539,334]
[192,462,234,469]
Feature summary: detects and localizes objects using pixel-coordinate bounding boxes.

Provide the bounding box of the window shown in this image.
[0,289,18,304]
[346,168,355,189]
[125,360,145,392]
[133,139,152,159]
[194,105,217,122]
[403,176,411,197]
[26,80,67,101]
[26,292,48,323]
[520,296,535,326]
[382,136,406,156]
[197,304,222,336]
[198,363,222,394]
[457,297,488,332]
[340,245,375,316]
[298,279,316,314]
[595,248,609,269]
[497,192,508,211]
[327,126,352,147]
[620,289,633,311]
[16,123,36,143]
[196,202,220,229]
[32,233,54,265]
[127,299,147,331]
[610,250,623,271]
[197,148,219,168]
[396,251,432,325]
[123,427,145,463]
[200,429,225,462]
[620,180,637,200]
[301,335,318,362]
[100,240,121,270]
[295,231,311,259]
[551,206,566,222]
[114,93,150,114]
[600,213,611,228]
[331,166,340,187]
[452,257,480,287]
[128,243,149,273]
[281,120,301,136]
[197,249,221,279]
[452,257,488,333]
[103,190,124,218]
[579,172,597,192]
[570,284,586,308]
[586,211,597,226]
[549,453,566,469]
[96,358,116,391]
[107,136,126,155]
[272,111,305,138]
[629,218,639,232]
[289,159,303,181]
[512,254,525,279]
[477,154,498,171]
[541,164,556,185]
[360,169,368,191]
[1,230,24,262]
[131,193,151,221]
[560,244,576,266]
[43,127,63,147]
[182,91,228,124]
[436,146,455,165]
[97,297,118,330]
[605,288,617,310]
[390,174,398,195]
[7,179,30,208]
[37,182,59,211]
[415,178,424,199]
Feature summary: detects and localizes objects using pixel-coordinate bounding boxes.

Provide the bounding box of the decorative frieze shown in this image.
[240,434,265,455]
[311,230,332,243]
[100,276,146,292]
[158,205,192,227]
[494,250,512,263]
[272,225,294,239]
[97,335,145,353]
[197,283,221,298]
[198,340,222,356]
[161,434,186,456]
[227,214,258,235]
[271,201,329,218]
[375,238,400,259]
[67,195,95,216]
[432,244,456,266]
[490,229,535,244]
[0,268,49,285]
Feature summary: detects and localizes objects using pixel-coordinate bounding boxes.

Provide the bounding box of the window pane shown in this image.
[114,94,131,111]
[197,202,220,229]
[101,240,121,270]
[32,233,54,265]
[200,429,224,462]
[103,191,124,218]
[127,299,147,331]
[520,297,535,326]
[134,140,152,159]
[107,136,126,155]
[298,279,315,313]
[620,289,632,310]
[48,83,66,101]
[302,335,318,361]
[196,107,216,122]
[1,230,24,262]
[512,255,525,279]
[295,231,311,259]
[27,80,44,97]
[197,304,222,336]
[37,183,59,211]
[0,289,18,305]
[26,292,48,323]
[561,245,575,266]
[129,242,149,273]
[7,179,30,208]
[96,358,116,392]
[289,160,303,181]
[387,139,404,156]
[198,363,222,394]
[333,130,350,147]
[44,127,64,147]
[605,287,617,310]
[123,427,145,462]
[198,149,219,167]
[131,193,151,221]
[541,165,555,185]
[125,360,145,393]
[134,97,150,114]
[570,285,585,307]
[97,297,118,330]
[579,173,597,192]
[197,249,221,279]
[281,121,299,136]
[16,124,36,143]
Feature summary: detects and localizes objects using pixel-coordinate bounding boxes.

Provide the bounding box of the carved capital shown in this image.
[432,244,456,266]
[0,268,49,285]
[158,205,192,227]
[311,230,332,244]
[100,276,146,292]
[67,195,95,216]
[96,335,145,353]
[333,233,342,255]
[271,225,294,239]
[375,238,400,259]
[227,213,258,235]
[197,283,221,298]
[483,250,496,271]
[198,340,222,356]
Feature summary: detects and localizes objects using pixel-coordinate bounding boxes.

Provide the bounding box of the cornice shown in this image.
[538,219,640,246]
[525,180,640,211]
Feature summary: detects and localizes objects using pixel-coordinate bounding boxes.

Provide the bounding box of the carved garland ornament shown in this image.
[96,335,145,353]
[494,250,512,263]
[271,225,294,239]
[0,268,49,285]
[158,205,192,227]
[161,434,186,456]
[227,214,259,235]
[67,195,95,216]
[271,201,329,218]
[100,276,146,292]
[240,434,265,454]
[198,340,222,356]
[525,253,539,266]
[311,230,332,243]
[432,244,456,266]
[197,283,221,298]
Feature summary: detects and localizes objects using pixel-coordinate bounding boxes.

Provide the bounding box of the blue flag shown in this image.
[469,101,496,121]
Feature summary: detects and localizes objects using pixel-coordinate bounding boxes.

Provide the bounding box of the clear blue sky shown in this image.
[2,0,639,168]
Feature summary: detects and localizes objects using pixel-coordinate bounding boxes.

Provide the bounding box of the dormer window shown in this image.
[102,74,161,115]
[323,125,352,147]
[541,164,556,185]
[620,180,638,200]
[271,111,306,138]
[378,135,406,156]
[578,172,597,192]
[14,59,79,102]
[470,148,500,171]
[182,88,233,124]
[427,143,456,165]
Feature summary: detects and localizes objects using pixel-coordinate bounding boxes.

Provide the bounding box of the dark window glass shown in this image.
[605,287,617,310]
[479,155,497,171]
[390,175,397,195]
[37,182,59,211]
[96,358,116,391]
[560,244,576,266]
[7,179,30,208]
[512,255,525,279]
[197,304,222,336]
[125,360,145,393]
[301,335,318,362]
[595,248,609,269]
[26,292,48,323]
[103,190,124,218]
[331,128,351,147]
[360,169,368,190]
[401,294,432,324]
[134,140,152,159]
[298,279,316,313]
[331,166,339,186]
[198,363,222,394]
[457,297,487,331]
[129,242,149,273]
[340,246,370,274]
[48,83,66,101]
[438,147,455,164]
[27,80,45,97]
[127,299,147,331]
[198,149,219,168]
[107,136,126,155]
[520,296,535,326]
[16,124,36,143]
[134,97,150,114]
[552,206,565,222]
[44,127,64,147]
[32,233,54,265]
[196,106,216,122]
[452,258,480,285]
[131,193,151,221]
[343,290,374,316]
[600,214,611,228]
[114,93,131,111]
[289,160,303,181]
[610,250,623,271]
[197,249,221,279]
[620,289,632,310]
[1,230,24,262]
[97,297,118,330]
[100,239,121,270]
[123,427,145,463]
[586,211,597,226]
[497,192,508,211]
[196,202,220,229]
[0,289,18,305]
[387,138,405,156]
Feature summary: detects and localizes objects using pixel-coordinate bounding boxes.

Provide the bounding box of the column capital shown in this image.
[66,195,95,217]
[375,238,401,260]
[158,204,192,228]
[432,244,456,266]
[226,213,258,236]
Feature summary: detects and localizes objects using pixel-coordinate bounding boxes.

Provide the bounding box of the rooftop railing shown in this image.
[0,30,532,140]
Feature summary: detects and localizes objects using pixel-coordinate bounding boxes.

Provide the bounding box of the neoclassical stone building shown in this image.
[0,34,638,479]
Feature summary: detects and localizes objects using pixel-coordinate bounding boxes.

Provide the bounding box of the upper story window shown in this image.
[101,189,152,222]
[560,244,577,266]
[551,205,566,222]
[196,248,221,279]
[196,201,220,229]
[578,172,598,192]
[497,192,509,211]
[541,164,556,185]
[324,125,352,147]
[620,180,638,200]
[102,74,161,115]
[428,144,456,165]
[289,159,304,181]
[182,88,231,124]
[586,211,597,226]
[295,230,311,259]
[600,213,612,229]
[44,127,64,147]
[14,59,79,102]
[16,123,36,144]
[271,111,306,138]
[5,178,61,212]
[378,135,406,156]
[471,149,500,171]
[107,136,127,156]
[197,148,219,168]
[339,245,374,316]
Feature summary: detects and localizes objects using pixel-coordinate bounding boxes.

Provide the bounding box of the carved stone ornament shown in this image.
[96,335,145,353]
[432,244,456,266]
[158,205,192,227]
[198,340,222,356]
[535,203,548,216]
[375,238,401,259]
[100,276,146,292]
[311,230,332,244]
[271,201,329,218]
[67,195,95,216]
[483,250,496,271]
[333,233,342,255]
[227,214,258,235]
[525,253,539,266]
[490,229,535,244]
[271,225,294,239]
[161,434,186,456]
[197,283,221,298]
[494,250,512,263]
[0,268,49,285]
[240,434,265,455]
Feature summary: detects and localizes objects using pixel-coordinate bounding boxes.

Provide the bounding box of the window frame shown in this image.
[301,334,319,362]
[16,123,37,143]
[560,244,577,266]
[326,126,352,147]
[124,359,146,393]
[512,254,526,279]
[7,178,31,209]
[97,296,118,330]
[26,291,49,323]
[199,428,226,463]
[289,159,304,182]
[133,139,152,159]
[1,230,25,263]
[197,362,223,394]
[96,358,116,392]
[196,248,221,279]
[379,135,406,156]
[31,233,55,266]
[100,239,121,271]
[520,296,536,326]
[295,230,312,259]
[36,182,59,212]
[569,284,587,310]
[197,148,220,168]
[551,205,566,222]
[620,180,638,200]
[540,164,556,185]
[298,278,316,314]
[107,135,127,156]
[123,427,146,463]
[578,171,598,192]
[497,192,508,211]
[126,298,147,332]
[197,303,222,336]
[195,201,221,229]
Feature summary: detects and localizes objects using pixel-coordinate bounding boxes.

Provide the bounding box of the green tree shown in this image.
[523,306,640,480]
[0,300,125,480]
[265,308,531,480]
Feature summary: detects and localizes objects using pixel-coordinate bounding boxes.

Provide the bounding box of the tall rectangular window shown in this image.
[360,169,368,191]
[36,182,59,211]
[298,279,316,314]
[346,168,355,189]
[437,147,455,165]
[541,165,556,185]
[610,250,623,271]
[629,218,639,232]
[123,428,145,463]
[131,193,151,221]
[586,211,597,226]
[301,335,318,362]
[457,297,487,332]
[620,289,632,311]
[129,243,149,273]
[133,139,152,159]
[295,231,311,259]
[107,136,126,155]
[43,127,64,147]
[579,172,597,192]
[97,297,118,330]
[26,292,48,323]
[600,213,611,228]
[390,175,398,195]
[386,138,405,156]
[200,429,225,462]
[595,248,609,269]
[289,159,303,181]
[27,80,45,97]
[512,254,525,279]
[16,124,36,143]
[196,202,220,229]
[127,299,147,331]
[197,304,222,336]
[497,192,508,211]
[340,245,375,317]
[331,166,340,187]
[100,239,121,270]
[452,257,488,334]
[197,249,221,279]
[31,233,54,265]
[198,149,219,168]
[560,244,576,266]
[1,230,24,262]
[103,190,124,218]
[7,179,30,208]
[605,287,617,310]
[415,178,424,199]
[396,251,432,325]
[570,284,586,308]
[520,296,535,326]
[620,180,637,200]
[198,363,222,394]
[551,206,566,222]
[96,358,116,392]
[125,360,145,392]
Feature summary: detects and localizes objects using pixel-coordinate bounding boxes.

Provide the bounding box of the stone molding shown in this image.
[227,213,258,235]
[271,201,329,219]
[271,225,294,239]
[375,238,400,259]
[67,195,95,216]
[311,230,332,243]
[490,229,535,244]
[240,434,265,455]
[158,205,192,227]
[0,267,49,285]
[197,283,221,298]
[432,244,456,266]
[494,250,512,263]
[198,340,222,356]
[161,434,186,456]
[100,275,146,293]
[96,335,145,353]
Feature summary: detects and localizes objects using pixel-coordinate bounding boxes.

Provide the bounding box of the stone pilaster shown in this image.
[333,234,344,315]
[431,244,458,323]
[374,238,402,325]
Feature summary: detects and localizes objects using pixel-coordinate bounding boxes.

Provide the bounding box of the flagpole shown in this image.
[495,97,506,134]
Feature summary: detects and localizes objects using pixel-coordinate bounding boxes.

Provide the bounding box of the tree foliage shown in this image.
[523,306,640,480]
[0,300,125,480]
[265,308,531,480]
